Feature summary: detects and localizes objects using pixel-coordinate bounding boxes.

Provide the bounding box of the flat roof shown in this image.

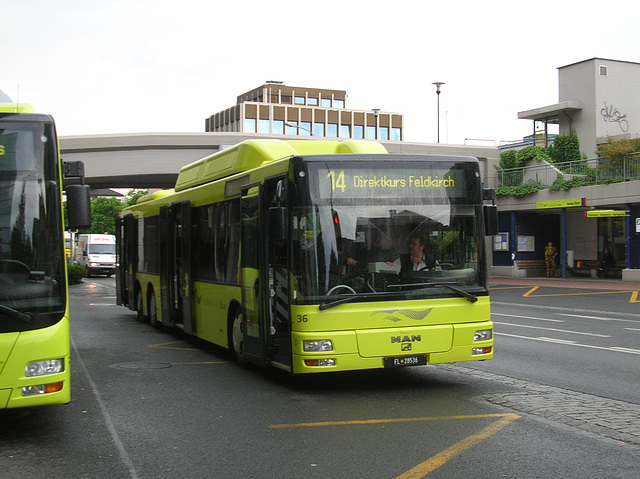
[517,101,583,122]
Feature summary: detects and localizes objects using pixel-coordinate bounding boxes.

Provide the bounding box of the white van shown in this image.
[76,234,117,277]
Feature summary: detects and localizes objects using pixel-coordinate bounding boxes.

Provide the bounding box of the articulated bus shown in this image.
[117,139,496,374]
[0,104,91,408]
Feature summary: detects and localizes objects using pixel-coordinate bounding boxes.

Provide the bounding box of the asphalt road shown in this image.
[1,276,639,478]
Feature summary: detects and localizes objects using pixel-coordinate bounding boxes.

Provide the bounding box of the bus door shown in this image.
[264,178,292,369]
[116,214,137,308]
[160,201,195,334]
[240,178,292,370]
[240,187,266,364]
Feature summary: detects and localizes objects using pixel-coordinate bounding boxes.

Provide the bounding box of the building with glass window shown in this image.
[205,82,403,141]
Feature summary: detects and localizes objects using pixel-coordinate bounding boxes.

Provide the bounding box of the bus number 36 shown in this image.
[327,170,346,193]
[297,315,308,322]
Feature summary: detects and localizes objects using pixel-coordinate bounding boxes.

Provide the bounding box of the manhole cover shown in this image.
[110,362,172,371]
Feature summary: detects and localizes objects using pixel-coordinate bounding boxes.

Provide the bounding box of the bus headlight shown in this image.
[303,340,333,352]
[25,359,65,377]
[474,330,492,342]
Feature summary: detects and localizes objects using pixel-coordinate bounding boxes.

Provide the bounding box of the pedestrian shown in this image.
[596,247,613,279]
[544,241,558,278]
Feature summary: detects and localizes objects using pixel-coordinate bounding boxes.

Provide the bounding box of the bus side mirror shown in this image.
[484,205,498,236]
[268,207,287,242]
[66,184,92,230]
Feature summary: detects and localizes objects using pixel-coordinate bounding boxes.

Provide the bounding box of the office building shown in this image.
[205,82,403,141]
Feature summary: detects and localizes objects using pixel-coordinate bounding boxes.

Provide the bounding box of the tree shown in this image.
[81,197,123,235]
[125,189,148,207]
[596,137,640,162]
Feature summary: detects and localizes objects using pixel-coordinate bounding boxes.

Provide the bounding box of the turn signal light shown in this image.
[304,359,336,367]
[472,347,492,355]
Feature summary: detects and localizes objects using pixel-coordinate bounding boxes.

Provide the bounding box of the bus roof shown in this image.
[0,103,35,113]
[135,189,176,204]
[174,139,387,192]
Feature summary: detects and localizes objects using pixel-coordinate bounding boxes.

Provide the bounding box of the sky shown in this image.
[3,0,639,145]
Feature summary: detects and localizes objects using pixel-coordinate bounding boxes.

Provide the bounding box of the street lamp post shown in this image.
[432,82,444,143]
[372,108,380,139]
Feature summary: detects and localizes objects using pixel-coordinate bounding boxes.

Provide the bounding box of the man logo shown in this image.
[401,343,412,351]
[391,335,421,343]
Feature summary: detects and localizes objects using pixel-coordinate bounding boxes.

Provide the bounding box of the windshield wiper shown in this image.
[0,304,35,323]
[439,283,477,303]
[319,291,402,311]
[388,281,478,303]
[319,294,358,311]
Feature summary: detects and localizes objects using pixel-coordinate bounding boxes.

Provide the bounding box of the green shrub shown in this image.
[498,149,519,169]
[517,145,552,163]
[67,264,87,285]
[495,182,545,196]
[547,133,583,163]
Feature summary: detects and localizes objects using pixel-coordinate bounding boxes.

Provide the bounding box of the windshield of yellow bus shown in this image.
[290,158,488,304]
[0,117,66,332]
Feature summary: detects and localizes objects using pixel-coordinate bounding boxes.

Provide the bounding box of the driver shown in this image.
[387,233,436,278]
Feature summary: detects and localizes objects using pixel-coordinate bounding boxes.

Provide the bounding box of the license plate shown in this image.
[384,355,427,368]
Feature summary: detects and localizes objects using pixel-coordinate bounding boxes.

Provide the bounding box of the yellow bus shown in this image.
[0,103,91,407]
[116,139,496,374]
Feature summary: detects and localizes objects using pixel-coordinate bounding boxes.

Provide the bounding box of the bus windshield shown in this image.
[290,159,488,304]
[0,118,66,332]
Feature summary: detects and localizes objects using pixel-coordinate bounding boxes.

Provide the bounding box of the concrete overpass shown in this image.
[59,132,501,192]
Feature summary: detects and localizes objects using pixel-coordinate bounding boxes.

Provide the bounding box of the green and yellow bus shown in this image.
[117,139,496,374]
[0,103,91,407]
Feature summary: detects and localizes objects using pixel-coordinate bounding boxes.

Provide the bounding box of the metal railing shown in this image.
[497,153,640,189]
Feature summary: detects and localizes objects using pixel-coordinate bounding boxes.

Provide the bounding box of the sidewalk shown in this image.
[490,275,640,291]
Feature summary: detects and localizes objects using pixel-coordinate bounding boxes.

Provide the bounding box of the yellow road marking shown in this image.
[492,283,640,303]
[396,414,521,478]
[171,361,231,365]
[269,413,511,429]
[522,287,639,303]
[269,413,521,478]
[148,340,200,351]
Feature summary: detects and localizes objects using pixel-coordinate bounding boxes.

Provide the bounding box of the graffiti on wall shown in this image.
[601,102,629,132]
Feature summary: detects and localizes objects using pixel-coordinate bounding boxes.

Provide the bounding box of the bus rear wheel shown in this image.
[148,291,161,329]
[136,289,147,323]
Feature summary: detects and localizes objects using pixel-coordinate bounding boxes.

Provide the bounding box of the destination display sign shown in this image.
[313,166,469,200]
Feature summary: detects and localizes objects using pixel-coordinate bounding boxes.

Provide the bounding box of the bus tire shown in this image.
[136,288,147,323]
[148,290,161,329]
[230,309,248,367]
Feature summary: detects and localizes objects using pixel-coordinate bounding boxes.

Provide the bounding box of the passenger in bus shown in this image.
[386,233,437,279]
